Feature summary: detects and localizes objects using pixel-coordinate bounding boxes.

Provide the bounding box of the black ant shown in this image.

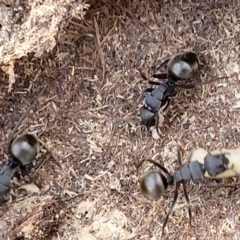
[0,134,39,199]
[137,146,238,237]
[140,52,199,139]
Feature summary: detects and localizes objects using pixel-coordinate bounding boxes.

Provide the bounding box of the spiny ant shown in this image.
[140,52,199,139]
[0,134,39,200]
[137,146,238,237]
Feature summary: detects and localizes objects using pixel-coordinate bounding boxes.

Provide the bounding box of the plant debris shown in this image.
[0,0,90,91]
[1,0,240,240]
[8,198,66,240]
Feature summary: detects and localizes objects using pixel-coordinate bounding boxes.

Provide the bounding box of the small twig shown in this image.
[31,151,48,174]
[8,87,47,144]
[105,0,145,27]
[50,193,84,204]
[93,19,117,57]
[38,139,63,170]
[107,118,139,147]
[7,100,37,145]
[93,17,106,81]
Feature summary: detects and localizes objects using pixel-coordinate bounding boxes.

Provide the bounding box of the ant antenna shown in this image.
[176,145,182,166]
[137,159,171,176]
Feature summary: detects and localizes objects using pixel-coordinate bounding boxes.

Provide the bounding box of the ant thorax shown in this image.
[142,86,161,111]
[171,61,192,79]
[142,95,151,110]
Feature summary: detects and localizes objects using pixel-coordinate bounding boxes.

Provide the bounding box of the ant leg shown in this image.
[161,183,180,238]
[144,88,154,93]
[182,182,192,224]
[136,159,159,176]
[158,59,170,69]
[161,100,170,114]
[137,88,152,105]
[148,159,170,175]
[136,159,147,176]
[19,165,29,177]
[148,80,162,85]
[176,146,182,166]
[153,113,160,137]
[152,73,168,79]
[176,83,195,89]
[159,101,171,128]
[151,112,163,140]
[137,159,171,176]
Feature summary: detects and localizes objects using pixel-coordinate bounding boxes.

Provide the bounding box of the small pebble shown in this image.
[0,220,7,231]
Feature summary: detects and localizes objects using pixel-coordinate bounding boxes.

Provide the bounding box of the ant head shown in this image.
[140,171,168,200]
[137,159,173,200]
[204,153,229,176]
[10,134,39,166]
[167,52,199,81]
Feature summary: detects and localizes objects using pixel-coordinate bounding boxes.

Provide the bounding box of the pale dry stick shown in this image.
[107,118,139,148]
[54,193,84,203]
[25,150,48,176]
[12,187,84,206]
[69,20,94,32]
[104,0,145,27]
[93,19,118,59]
[81,17,96,33]
[36,138,63,170]
[117,184,135,203]
[87,105,110,112]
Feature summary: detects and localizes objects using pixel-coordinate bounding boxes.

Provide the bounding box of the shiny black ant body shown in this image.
[0,134,39,199]
[137,146,235,237]
[140,52,199,139]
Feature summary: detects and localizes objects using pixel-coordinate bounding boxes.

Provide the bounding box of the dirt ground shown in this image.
[1,0,240,239]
